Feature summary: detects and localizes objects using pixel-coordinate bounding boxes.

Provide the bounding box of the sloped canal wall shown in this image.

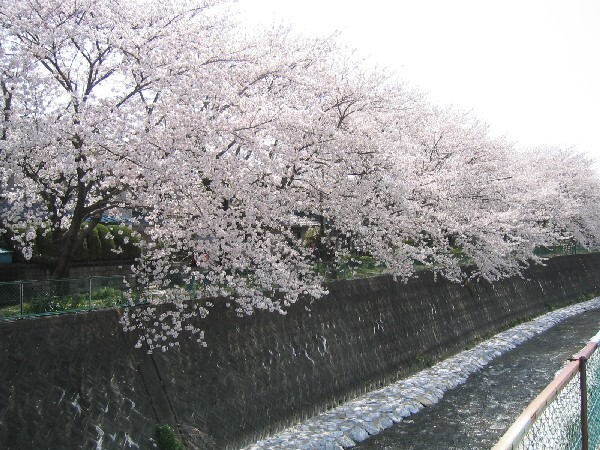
[2,253,600,449]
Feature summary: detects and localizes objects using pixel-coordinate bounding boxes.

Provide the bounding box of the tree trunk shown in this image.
[50,216,101,279]
[51,252,72,279]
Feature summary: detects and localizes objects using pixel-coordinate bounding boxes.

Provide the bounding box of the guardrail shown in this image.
[0,275,138,320]
[493,329,600,450]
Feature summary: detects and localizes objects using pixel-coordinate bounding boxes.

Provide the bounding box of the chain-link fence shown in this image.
[314,257,386,280]
[0,275,140,320]
[586,348,600,449]
[494,330,600,450]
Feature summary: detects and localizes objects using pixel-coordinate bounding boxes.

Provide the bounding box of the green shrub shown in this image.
[24,223,139,262]
[303,227,320,247]
[25,292,87,314]
[24,286,128,314]
[72,237,89,261]
[155,424,184,450]
[86,227,102,260]
[96,224,116,260]
[26,294,65,314]
[91,287,124,307]
[108,225,141,260]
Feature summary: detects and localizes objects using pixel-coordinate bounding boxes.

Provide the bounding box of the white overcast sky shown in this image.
[236,0,600,169]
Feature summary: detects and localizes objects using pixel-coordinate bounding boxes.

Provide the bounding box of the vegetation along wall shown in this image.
[2,253,600,450]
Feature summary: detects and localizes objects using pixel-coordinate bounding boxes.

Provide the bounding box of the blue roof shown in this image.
[84,215,131,225]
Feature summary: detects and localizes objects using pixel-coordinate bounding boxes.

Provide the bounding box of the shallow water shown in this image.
[354,308,600,450]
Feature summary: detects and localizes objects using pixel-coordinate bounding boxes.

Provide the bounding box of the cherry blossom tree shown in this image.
[2,0,599,351]
[0,0,234,277]
[510,148,600,252]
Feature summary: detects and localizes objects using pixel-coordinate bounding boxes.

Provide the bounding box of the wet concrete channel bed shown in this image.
[247,298,600,450]
[355,305,600,449]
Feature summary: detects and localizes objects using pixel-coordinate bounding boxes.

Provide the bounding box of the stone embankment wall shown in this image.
[1,253,600,449]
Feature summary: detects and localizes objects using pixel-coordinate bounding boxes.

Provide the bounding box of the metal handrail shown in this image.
[493,330,600,450]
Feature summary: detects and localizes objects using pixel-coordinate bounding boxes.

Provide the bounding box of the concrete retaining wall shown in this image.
[1,254,600,449]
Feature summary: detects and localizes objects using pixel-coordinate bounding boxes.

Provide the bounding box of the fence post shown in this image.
[88,276,92,309]
[580,355,589,450]
[89,277,92,310]
[20,281,23,316]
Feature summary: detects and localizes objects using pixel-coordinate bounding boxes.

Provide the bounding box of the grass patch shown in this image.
[0,286,126,318]
[155,424,184,450]
[316,255,386,281]
[0,303,21,318]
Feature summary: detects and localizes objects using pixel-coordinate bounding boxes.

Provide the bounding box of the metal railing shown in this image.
[0,275,138,320]
[493,330,600,450]
[0,261,378,320]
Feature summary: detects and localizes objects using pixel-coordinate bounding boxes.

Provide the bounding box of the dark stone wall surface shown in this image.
[1,253,600,449]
